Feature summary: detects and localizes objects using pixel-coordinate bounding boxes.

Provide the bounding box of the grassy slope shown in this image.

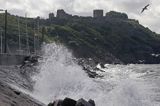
[0,11,160,64]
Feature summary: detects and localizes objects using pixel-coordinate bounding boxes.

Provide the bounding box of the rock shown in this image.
[48,99,63,106]
[48,98,96,106]
[13,90,21,95]
[20,55,39,69]
[48,102,54,106]
[83,66,98,78]
[99,63,105,68]
[54,100,63,106]
[88,99,95,106]
[62,98,77,106]
[76,98,92,106]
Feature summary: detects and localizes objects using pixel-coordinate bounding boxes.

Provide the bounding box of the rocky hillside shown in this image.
[0,11,160,64]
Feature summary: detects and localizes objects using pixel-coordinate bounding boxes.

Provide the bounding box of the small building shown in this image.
[49,13,54,20]
[93,9,103,18]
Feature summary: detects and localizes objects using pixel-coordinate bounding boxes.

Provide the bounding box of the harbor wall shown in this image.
[0,54,25,65]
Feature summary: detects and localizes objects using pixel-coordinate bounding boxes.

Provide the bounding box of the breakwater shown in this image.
[0,53,26,65]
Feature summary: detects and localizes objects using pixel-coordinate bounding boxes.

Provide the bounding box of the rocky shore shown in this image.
[48,97,95,106]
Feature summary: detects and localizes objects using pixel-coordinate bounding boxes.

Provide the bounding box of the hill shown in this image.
[0,11,160,64]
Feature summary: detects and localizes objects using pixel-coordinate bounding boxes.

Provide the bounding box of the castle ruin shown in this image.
[93,9,103,18]
[49,13,54,20]
[48,9,128,20]
[56,9,72,18]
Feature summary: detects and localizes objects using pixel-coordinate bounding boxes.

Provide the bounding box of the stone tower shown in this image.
[93,10,103,18]
[49,13,54,20]
[56,9,71,18]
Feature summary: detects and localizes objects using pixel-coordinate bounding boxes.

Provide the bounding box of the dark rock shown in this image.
[48,102,54,106]
[51,100,63,106]
[62,98,77,106]
[76,98,92,106]
[99,63,105,68]
[20,55,40,69]
[48,98,95,106]
[13,90,21,95]
[11,103,15,106]
[48,100,63,106]
[88,99,95,106]
[83,66,103,78]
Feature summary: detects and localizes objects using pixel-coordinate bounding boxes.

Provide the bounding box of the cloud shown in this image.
[0,0,160,33]
[113,0,151,13]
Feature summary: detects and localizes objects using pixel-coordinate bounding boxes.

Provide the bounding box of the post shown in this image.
[37,19,40,49]
[0,30,2,53]
[33,23,36,53]
[41,27,45,44]
[18,17,21,52]
[25,13,30,54]
[4,10,7,53]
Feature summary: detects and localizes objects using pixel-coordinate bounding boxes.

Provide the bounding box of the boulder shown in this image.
[76,98,92,106]
[48,98,95,106]
[62,98,77,106]
[48,100,63,106]
[88,99,95,106]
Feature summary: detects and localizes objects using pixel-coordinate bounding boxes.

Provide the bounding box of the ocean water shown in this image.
[31,43,160,106]
[1,43,159,106]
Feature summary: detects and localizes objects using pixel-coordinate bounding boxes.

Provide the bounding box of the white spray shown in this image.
[32,43,159,106]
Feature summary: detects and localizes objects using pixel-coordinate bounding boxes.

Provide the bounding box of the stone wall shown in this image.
[93,10,103,18]
[49,13,55,20]
[0,54,25,65]
[56,9,72,19]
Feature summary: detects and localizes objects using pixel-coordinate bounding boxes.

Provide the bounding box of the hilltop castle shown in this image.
[48,9,128,19]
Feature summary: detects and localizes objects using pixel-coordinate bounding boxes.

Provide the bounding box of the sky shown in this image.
[0,0,160,33]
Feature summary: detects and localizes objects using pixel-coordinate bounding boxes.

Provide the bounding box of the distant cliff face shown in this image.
[0,11,160,64]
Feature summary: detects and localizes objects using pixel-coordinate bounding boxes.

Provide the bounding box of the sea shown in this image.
[1,43,160,106]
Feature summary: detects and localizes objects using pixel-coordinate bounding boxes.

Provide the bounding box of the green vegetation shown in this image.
[0,11,160,64]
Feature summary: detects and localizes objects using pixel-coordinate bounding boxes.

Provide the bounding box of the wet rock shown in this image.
[11,103,16,106]
[76,98,92,106]
[82,66,103,78]
[53,100,63,106]
[49,99,63,106]
[88,99,95,106]
[99,63,105,68]
[20,55,40,69]
[48,98,95,106]
[63,98,77,106]
[13,90,21,95]
[48,103,53,106]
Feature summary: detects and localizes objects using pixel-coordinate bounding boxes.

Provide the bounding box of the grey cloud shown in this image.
[114,0,151,14]
[9,9,25,16]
